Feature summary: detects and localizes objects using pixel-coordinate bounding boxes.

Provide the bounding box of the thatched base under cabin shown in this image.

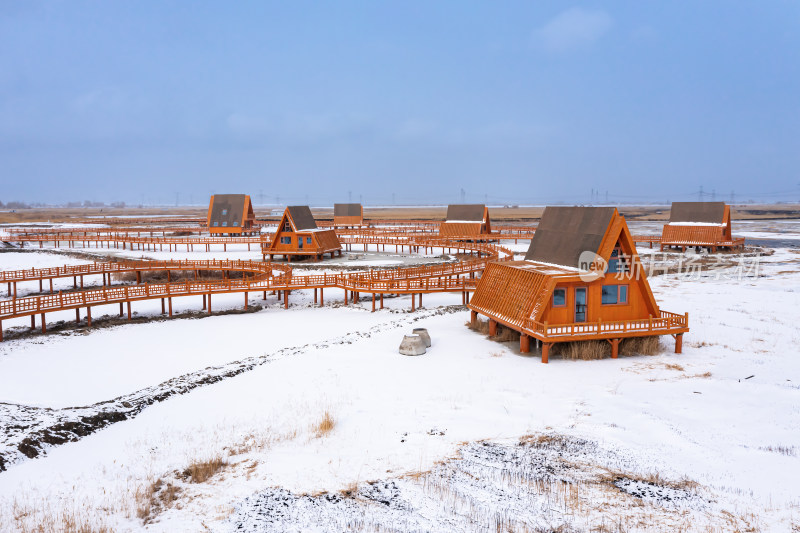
[467,318,663,360]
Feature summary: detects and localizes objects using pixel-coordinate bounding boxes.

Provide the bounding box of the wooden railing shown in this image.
[520,310,689,341]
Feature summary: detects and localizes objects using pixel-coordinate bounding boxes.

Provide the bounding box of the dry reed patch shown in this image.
[554,336,663,361]
[619,336,662,356]
[9,499,112,533]
[312,410,336,439]
[489,351,503,358]
[664,363,685,371]
[555,340,609,360]
[180,455,228,484]
[135,477,182,524]
[225,428,299,456]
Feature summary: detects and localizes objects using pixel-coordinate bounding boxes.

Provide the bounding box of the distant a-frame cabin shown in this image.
[333,203,365,227]
[438,204,491,238]
[468,206,688,363]
[660,202,744,252]
[262,206,342,262]
[207,194,256,235]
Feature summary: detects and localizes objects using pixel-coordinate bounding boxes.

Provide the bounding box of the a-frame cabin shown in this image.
[207,194,256,235]
[468,206,688,362]
[439,204,491,238]
[333,203,365,227]
[660,202,744,252]
[262,206,342,262]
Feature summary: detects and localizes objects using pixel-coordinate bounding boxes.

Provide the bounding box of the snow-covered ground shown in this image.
[0,223,799,532]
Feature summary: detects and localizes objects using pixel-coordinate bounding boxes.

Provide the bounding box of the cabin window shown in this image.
[283,222,292,232]
[221,209,228,216]
[222,221,228,227]
[552,288,566,307]
[280,236,291,245]
[213,222,218,227]
[601,284,628,305]
[607,246,630,275]
[306,237,312,244]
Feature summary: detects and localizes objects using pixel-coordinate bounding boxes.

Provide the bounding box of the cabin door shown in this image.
[574,287,587,322]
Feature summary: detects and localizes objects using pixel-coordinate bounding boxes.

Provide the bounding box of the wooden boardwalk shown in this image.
[0,237,512,340]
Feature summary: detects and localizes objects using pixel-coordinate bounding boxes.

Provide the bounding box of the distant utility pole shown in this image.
[711,189,716,201]
[359,194,363,205]
[348,190,352,203]
[590,188,594,204]
[698,186,704,201]
[460,188,465,203]
[730,191,735,204]
[605,190,608,204]
[258,189,264,205]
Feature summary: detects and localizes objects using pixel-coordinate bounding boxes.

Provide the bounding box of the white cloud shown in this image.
[535,7,613,52]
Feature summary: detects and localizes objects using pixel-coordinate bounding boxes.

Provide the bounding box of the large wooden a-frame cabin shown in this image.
[333,203,365,227]
[438,204,491,238]
[262,206,342,262]
[660,202,744,252]
[468,206,688,363]
[207,194,256,235]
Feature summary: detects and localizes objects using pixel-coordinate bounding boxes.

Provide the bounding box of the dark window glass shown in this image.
[601,285,618,304]
[553,288,566,307]
[307,237,312,244]
[620,285,628,303]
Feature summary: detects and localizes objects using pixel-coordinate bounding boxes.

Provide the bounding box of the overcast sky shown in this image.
[1,1,799,206]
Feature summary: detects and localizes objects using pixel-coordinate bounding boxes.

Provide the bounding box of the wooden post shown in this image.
[489,319,497,336]
[168,297,173,317]
[87,307,92,327]
[380,293,384,309]
[520,334,530,354]
[372,292,376,312]
[75,308,80,322]
[202,294,206,310]
[411,293,415,311]
[344,289,348,305]
[284,290,288,309]
[314,288,318,304]
[41,313,46,333]
[471,310,477,326]
[119,302,123,317]
[244,292,249,309]
[127,302,132,320]
[419,293,422,307]
[320,287,324,306]
[161,298,165,314]
[30,314,35,330]
[0,320,3,342]
[675,334,683,354]
[611,338,620,359]
[541,343,550,364]
[208,293,212,314]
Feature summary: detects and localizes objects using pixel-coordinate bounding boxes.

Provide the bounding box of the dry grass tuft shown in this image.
[555,340,609,360]
[664,363,685,371]
[339,480,360,497]
[312,410,336,438]
[554,336,663,360]
[135,477,182,524]
[465,319,490,334]
[619,336,662,356]
[181,455,228,484]
[465,319,519,342]
[489,351,503,358]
